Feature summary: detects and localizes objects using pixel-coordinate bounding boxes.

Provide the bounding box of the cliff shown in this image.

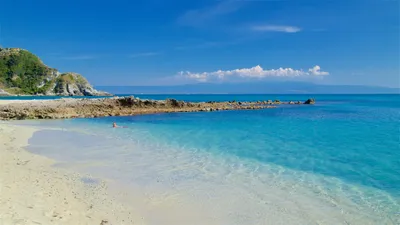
[0,48,111,96]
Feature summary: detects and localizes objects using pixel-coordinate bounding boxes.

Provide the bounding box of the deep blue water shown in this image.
[22,94,400,223]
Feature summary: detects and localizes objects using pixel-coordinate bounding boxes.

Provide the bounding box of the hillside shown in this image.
[0,48,111,96]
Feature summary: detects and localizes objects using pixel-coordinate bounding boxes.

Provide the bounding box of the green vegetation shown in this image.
[0,48,53,94]
[58,73,74,84]
[54,74,69,94]
[0,48,108,96]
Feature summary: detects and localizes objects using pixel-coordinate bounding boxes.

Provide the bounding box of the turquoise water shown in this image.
[23,94,400,224]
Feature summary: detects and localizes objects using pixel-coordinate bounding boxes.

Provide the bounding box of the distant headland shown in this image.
[0,48,110,96]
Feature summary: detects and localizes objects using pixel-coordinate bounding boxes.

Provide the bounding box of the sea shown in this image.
[7,94,400,225]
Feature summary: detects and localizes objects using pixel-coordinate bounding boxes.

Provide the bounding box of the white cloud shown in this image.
[308,65,329,76]
[128,52,161,58]
[178,65,329,82]
[252,25,302,33]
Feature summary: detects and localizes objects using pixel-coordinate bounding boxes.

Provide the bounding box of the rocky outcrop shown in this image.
[0,97,316,120]
[0,48,111,96]
[0,89,10,96]
[52,73,110,96]
[304,98,316,104]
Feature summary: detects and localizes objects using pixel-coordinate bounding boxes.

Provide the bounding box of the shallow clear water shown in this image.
[23,94,400,224]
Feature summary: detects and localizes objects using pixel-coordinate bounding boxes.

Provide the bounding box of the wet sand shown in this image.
[0,122,143,225]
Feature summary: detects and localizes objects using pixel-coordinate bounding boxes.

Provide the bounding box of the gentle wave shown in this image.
[22,94,400,224]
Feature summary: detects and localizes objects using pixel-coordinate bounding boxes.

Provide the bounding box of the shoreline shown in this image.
[0,99,55,105]
[13,120,396,225]
[1,116,397,224]
[0,122,143,225]
[0,96,314,120]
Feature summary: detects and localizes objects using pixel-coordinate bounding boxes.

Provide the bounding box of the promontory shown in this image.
[0,48,110,96]
[0,97,315,120]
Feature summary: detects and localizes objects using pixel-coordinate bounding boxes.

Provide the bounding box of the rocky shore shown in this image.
[0,97,315,120]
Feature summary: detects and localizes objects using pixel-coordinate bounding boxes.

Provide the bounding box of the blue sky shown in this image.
[1,0,399,87]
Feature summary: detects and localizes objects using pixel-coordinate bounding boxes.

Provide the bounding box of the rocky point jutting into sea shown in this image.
[0,97,315,120]
[0,48,110,96]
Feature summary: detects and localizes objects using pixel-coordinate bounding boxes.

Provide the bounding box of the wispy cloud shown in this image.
[312,28,327,32]
[177,0,245,27]
[178,65,329,82]
[60,55,98,60]
[175,40,241,50]
[128,52,161,58]
[252,25,302,33]
[175,42,220,50]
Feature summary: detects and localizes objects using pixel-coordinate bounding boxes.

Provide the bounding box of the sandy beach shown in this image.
[0,122,143,225]
[0,100,42,105]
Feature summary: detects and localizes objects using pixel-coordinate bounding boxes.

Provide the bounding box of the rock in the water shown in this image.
[0,97,318,120]
[165,98,185,108]
[304,98,316,104]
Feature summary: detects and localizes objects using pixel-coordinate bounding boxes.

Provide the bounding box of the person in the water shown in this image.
[113,122,127,128]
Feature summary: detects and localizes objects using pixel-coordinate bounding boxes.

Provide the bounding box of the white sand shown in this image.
[0,100,29,105]
[0,100,54,106]
[0,123,144,225]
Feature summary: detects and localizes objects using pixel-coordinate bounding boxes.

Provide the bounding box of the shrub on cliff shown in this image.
[0,49,51,94]
[0,48,110,96]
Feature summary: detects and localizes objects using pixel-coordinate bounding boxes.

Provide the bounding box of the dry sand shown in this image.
[0,100,56,106]
[0,122,144,225]
[0,100,38,105]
